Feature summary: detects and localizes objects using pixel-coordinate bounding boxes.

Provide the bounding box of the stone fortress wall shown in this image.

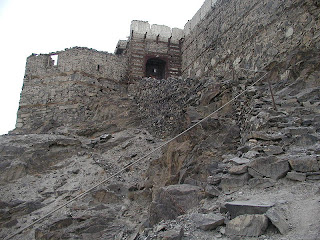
[14,0,320,134]
[181,0,320,79]
[16,47,130,134]
[25,47,128,82]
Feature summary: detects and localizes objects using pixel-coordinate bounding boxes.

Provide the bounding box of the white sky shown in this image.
[0,0,204,135]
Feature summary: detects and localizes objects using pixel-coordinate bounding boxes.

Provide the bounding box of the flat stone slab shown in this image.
[230,157,251,165]
[286,171,306,181]
[226,214,268,237]
[225,200,275,219]
[191,213,225,231]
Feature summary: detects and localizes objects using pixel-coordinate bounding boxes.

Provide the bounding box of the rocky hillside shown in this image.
[0,49,320,240]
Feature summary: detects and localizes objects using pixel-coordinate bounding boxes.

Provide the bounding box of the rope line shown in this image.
[5,71,269,240]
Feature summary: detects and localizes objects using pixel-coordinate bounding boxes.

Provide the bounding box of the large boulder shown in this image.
[248,156,289,180]
[149,184,203,225]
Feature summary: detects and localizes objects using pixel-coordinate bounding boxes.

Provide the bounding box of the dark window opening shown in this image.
[115,48,124,55]
[146,58,166,80]
[97,65,100,71]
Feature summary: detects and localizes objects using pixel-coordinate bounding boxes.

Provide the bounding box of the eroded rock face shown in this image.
[0,134,81,183]
[149,184,204,225]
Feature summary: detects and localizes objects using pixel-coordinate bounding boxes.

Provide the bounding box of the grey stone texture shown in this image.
[266,206,290,235]
[286,171,307,182]
[226,214,269,237]
[220,173,250,194]
[181,0,320,80]
[157,228,184,240]
[0,134,81,183]
[288,157,319,173]
[248,156,290,180]
[149,184,203,225]
[225,200,275,219]
[191,213,225,231]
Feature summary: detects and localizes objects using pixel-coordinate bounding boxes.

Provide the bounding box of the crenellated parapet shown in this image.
[130,20,184,44]
[127,20,184,81]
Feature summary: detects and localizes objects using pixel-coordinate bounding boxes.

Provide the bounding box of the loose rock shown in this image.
[226,214,268,237]
[225,200,274,219]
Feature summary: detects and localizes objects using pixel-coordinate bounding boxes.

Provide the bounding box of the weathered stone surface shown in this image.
[306,172,320,180]
[226,214,268,237]
[91,189,121,204]
[0,134,81,183]
[263,145,284,155]
[230,157,250,165]
[286,171,306,181]
[248,178,276,189]
[266,207,290,234]
[285,127,316,135]
[248,156,289,180]
[288,157,319,172]
[204,184,220,197]
[220,173,250,194]
[157,227,184,240]
[225,200,274,219]
[248,132,285,141]
[191,213,225,231]
[295,134,319,146]
[149,184,203,225]
[228,165,248,175]
[207,175,222,185]
[243,151,260,159]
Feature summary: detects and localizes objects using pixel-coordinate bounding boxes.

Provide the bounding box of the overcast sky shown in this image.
[0,0,204,135]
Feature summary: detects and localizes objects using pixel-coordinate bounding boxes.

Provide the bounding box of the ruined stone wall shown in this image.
[181,0,320,79]
[14,47,134,135]
[26,47,128,81]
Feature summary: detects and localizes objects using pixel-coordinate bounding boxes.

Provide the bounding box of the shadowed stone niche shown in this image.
[146,58,166,79]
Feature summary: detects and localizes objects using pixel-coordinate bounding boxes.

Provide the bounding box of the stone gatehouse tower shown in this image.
[115,20,184,81]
